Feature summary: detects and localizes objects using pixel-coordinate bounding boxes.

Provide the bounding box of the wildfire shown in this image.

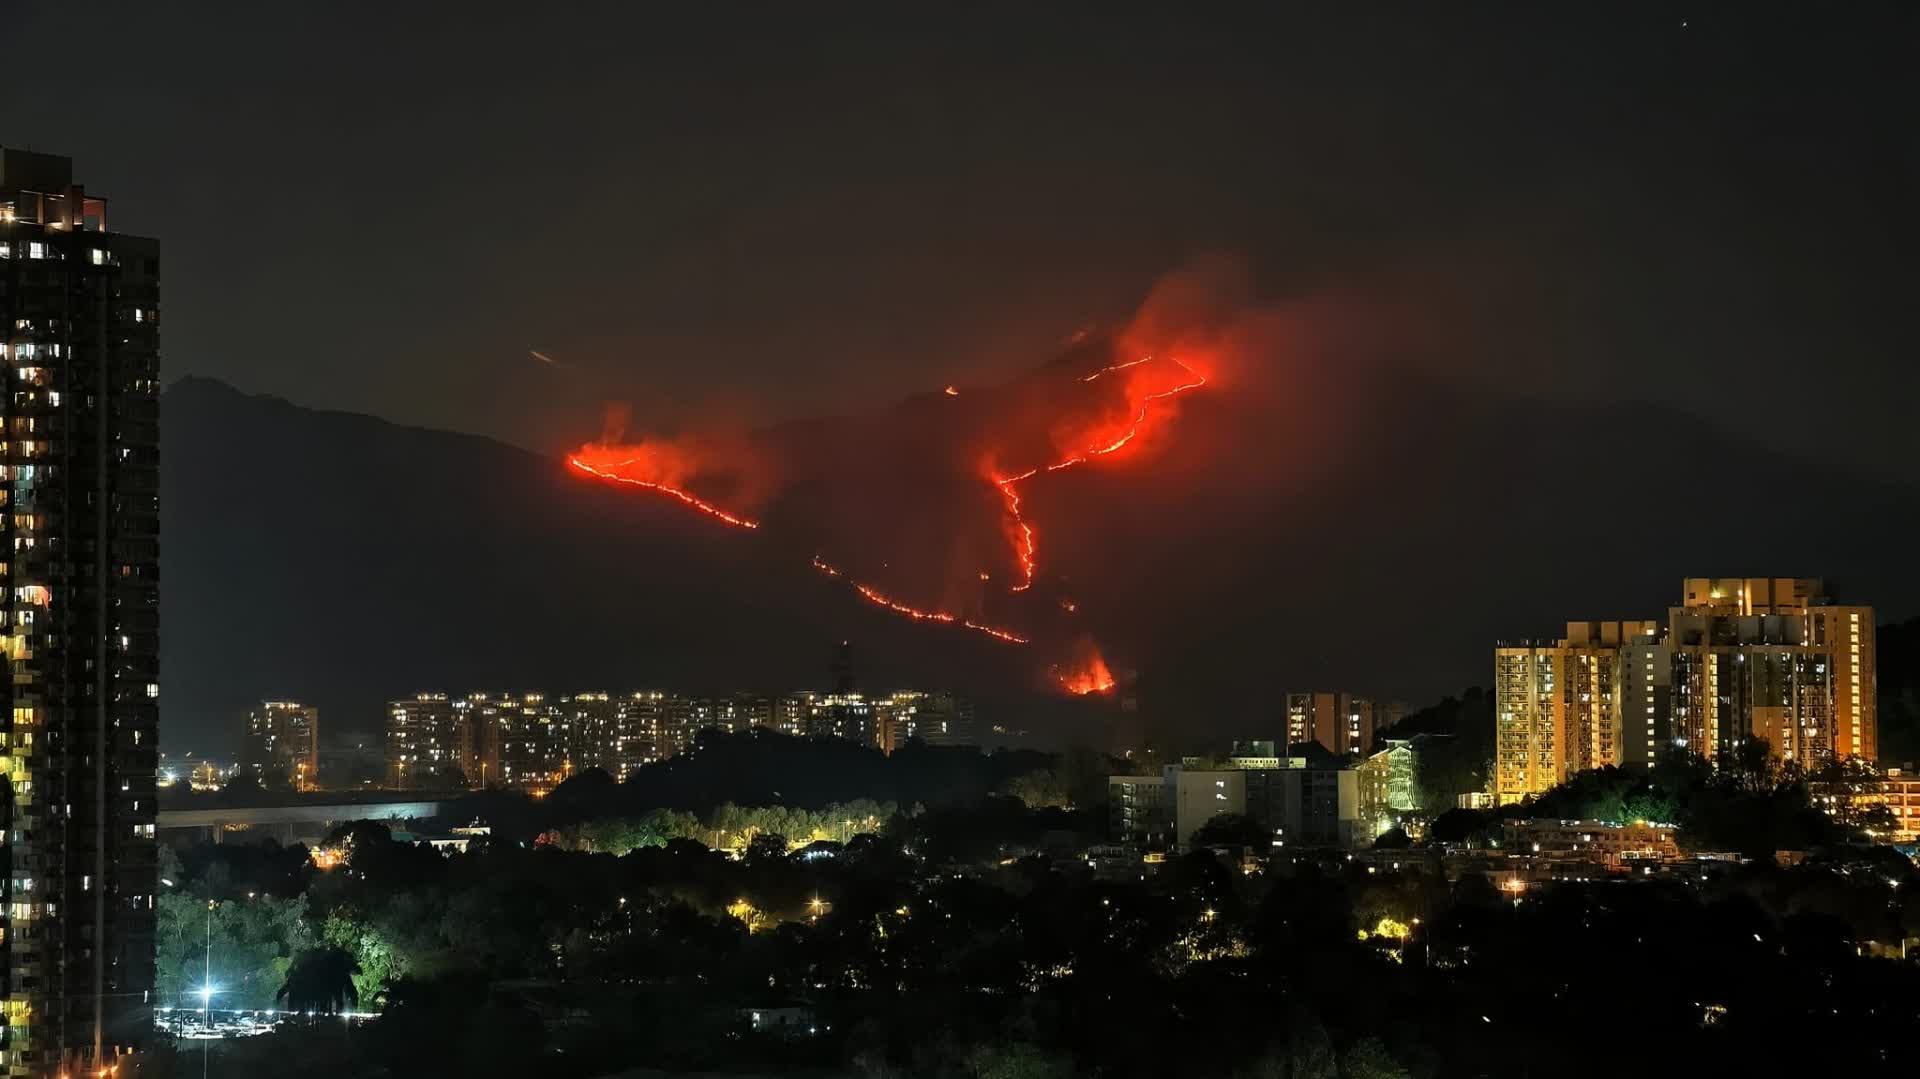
[1080,355,1153,382]
[812,557,1028,645]
[1054,650,1117,695]
[568,451,759,529]
[993,355,1205,592]
[565,341,1207,674]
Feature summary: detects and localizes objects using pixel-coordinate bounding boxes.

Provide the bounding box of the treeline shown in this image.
[550,799,899,855]
[148,804,1920,1079]
[1431,740,1899,858]
[427,729,1112,844]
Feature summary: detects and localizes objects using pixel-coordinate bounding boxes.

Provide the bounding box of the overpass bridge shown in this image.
[156,800,447,845]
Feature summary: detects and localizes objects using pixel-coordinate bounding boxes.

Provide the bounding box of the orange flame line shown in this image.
[812,557,1028,645]
[567,456,760,529]
[1079,356,1153,382]
[993,356,1206,591]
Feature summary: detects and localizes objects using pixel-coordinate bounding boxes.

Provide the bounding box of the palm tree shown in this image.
[276,946,362,1017]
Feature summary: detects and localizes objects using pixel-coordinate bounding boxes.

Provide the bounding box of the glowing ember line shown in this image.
[993,356,1206,591]
[812,557,1028,645]
[996,476,1039,592]
[1079,356,1154,382]
[568,456,760,529]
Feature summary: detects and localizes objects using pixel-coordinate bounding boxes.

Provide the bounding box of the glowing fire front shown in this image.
[991,355,1205,594]
[568,448,759,529]
[1054,650,1117,696]
[812,557,1028,645]
[565,344,1205,695]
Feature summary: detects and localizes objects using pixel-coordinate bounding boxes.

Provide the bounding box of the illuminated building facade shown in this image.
[558,693,616,776]
[1497,819,1681,867]
[613,691,667,777]
[384,686,975,791]
[772,692,812,737]
[497,693,565,795]
[872,691,924,754]
[1494,621,1658,804]
[805,693,875,745]
[242,701,318,790]
[0,147,161,1075]
[386,693,466,787]
[1860,769,1920,845]
[1355,738,1423,840]
[1667,578,1874,764]
[1495,579,1877,806]
[1284,692,1401,757]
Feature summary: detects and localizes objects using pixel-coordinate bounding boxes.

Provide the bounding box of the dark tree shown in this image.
[1190,812,1267,849]
[277,946,361,1016]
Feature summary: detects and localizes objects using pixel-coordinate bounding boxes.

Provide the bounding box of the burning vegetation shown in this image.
[567,332,1209,696]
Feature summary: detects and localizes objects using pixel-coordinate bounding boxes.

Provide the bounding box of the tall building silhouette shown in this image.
[0,147,161,1073]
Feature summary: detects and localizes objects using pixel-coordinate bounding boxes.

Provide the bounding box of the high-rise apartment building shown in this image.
[876,690,976,750]
[498,693,566,795]
[1494,579,1876,805]
[805,692,876,745]
[0,148,161,1074]
[1494,621,1658,804]
[558,693,617,776]
[1667,578,1874,764]
[1284,692,1399,756]
[772,692,813,737]
[386,686,977,791]
[614,691,666,777]
[242,701,318,790]
[386,693,467,787]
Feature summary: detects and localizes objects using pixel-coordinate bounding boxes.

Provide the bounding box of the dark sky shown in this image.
[1,5,1911,474]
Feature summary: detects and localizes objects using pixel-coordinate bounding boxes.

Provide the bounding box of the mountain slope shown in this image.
[161,371,1920,754]
[159,378,1036,752]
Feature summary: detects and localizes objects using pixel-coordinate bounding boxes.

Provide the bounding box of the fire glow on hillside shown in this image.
[567,344,1210,695]
[990,355,1205,593]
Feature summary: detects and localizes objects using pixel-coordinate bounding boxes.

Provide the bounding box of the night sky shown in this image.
[1,5,1910,471]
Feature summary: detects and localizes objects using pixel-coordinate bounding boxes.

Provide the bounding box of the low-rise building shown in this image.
[1158,761,1360,850]
[1498,818,1681,867]
[1356,739,1419,841]
[1857,768,1920,845]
